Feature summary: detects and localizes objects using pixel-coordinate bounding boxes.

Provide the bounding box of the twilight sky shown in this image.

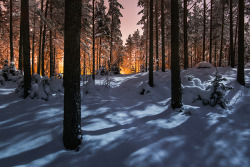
[104,0,143,44]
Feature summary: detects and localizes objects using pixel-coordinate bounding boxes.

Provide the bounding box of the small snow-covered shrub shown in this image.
[16,74,63,100]
[138,81,151,95]
[102,73,113,88]
[83,76,95,94]
[195,61,213,69]
[193,71,232,109]
[245,62,250,68]
[0,75,5,86]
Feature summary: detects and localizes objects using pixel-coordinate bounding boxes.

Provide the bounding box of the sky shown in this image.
[104,0,143,44]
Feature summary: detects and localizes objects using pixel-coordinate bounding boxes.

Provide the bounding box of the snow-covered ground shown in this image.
[0,67,250,167]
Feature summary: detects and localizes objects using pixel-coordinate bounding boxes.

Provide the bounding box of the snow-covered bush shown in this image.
[0,75,5,86]
[16,74,63,100]
[245,62,250,68]
[195,61,213,69]
[102,73,113,88]
[194,71,232,109]
[138,81,151,95]
[83,76,95,94]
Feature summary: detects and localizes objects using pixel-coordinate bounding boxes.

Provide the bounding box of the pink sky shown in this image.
[104,0,143,44]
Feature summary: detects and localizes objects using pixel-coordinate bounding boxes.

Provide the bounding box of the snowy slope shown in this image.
[0,67,250,167]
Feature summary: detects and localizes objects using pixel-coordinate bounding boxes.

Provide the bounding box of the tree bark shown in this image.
[32,11,35,75]
[219,4,225,67]
[230,0,235,67]
[171,0,182,109]
[63,0,82,150]
[184,0,188,69]
[10,0,14,62]
[237,0,245,85]
[155,0,159,71]
[209,0,213,64]
[37,0,44,75]
[92,0,95,81]
[21,0,31,98]
[50,0,54,77]
[161,0,165,72]
[41,0,49,76]
[149,0,154,87]
[203,0,206,61]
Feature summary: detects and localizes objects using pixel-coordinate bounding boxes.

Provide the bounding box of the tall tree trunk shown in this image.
[171,0,182,109]
[209,0,213,64]
[32,11,35,75]
[63,0,82,150]
[184,0,188,69]
[214,40,217,67]
[18,36,23,71]
[98,37,102,68]
[219,4,225,67]
[237,0,245,85]
[41,0,49,76]
[49,0,54,77]
[109,15,113,69]
[21,0,31,98]
[203,0,206,61]
[146,0,149,72]
[149,0,154,87]
[155,0,159,71]
[161,0,165,72]
[92,0,95,81]
[37,0,44,75]
[10,0,14,62]
[234,13,238,60]
[230,0,235,67]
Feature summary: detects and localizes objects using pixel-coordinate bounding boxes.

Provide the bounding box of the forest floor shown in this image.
[0,67,250,167]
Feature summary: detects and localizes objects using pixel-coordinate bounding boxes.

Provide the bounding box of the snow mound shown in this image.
[195,61,213,69]
[245,63,250,68]
[0,75,5,86]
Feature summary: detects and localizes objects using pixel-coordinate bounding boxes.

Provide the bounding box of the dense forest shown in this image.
[0,0,250,166]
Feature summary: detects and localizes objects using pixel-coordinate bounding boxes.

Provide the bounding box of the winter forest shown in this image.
[0,0,250,166]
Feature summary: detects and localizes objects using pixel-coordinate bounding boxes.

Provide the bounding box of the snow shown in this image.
[245,62,250,68]
[195,61,214,69]
[0,67,250,167]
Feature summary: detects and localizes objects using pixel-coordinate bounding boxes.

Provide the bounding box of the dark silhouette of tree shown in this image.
[161,0,165,72]
[171,0,182,109]
[63,0,82,151]
[37,0,44,75]
[10,0,13,62]
[229,0,235,67]
[149,0,153,87]
[237,0,245,85]
[184,0,188,69]
[21,0,31,98]
[203,0,206,61]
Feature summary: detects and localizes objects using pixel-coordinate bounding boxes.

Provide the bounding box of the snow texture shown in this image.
[0,67,250,167]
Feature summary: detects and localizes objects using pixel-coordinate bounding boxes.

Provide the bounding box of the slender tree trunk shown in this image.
[155,0,159,71]
[209,0,213,64]
[63,0,82,150]
[234,13,238,60]
[37,0,44,75]
[184,0,188,69]
[161,0,165,72]
[10,0,14,62]
[149,0,154,87]
[230,0,235,67]
[146,0,149,72]
[18,36,23,71]
[41,0,49,76]
[203,0,206,61]
[49,0,54,77]
[21,0,31,98]
[219,4,225,67]
[214,40,217,67]
[92,0,95,81]
[32,11,35,75]
[171,0,182,109]
[98,37,102,68]
[109,15,113,69]
[237,0,245,85]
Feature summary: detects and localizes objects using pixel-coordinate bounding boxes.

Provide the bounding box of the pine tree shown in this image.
[183,0,188,69]
[9,0,13,62]
[107,0,123,69]
[64,0,82,150]
[171,0,182,109]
